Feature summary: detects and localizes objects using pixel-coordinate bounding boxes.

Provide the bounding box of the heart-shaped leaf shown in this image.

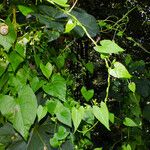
[81,86,94,101]
[40,62,53,79]
[94,40,124,54]
[37,105,47,122]
[93,102,110,130]
[72,106,84,132]
[0,85,37,140]
[43,74,66,101]
[108,62,132,79]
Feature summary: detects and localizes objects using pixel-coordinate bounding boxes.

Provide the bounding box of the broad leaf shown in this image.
[108,62,132,79]
[0,18,16,51]
[94,40,124,54]
[43,74,66,101]
[9,51,24,71]
[81,86,94,101]
[56,107,72,127]
[71,8,99,37]
[18,5,34,16]
[0,85,37,140]
[123,117,138,127]
[93,102,110,130]
[72,106,84,132]
[40,62,53,79]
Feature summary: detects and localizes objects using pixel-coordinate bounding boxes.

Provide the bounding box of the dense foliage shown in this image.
[0,0,149,149]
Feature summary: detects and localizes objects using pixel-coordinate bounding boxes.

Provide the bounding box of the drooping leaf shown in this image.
[72,106,84,132]
[93,102,110,130]
[128,82,136,93]
[123,117,138,127]
[43,74,66,101]
[0,18,17,51]
[71,8,99,37]
[81,86,94,101]
[94,40,124,54]
[0,85,37,140]
[18,5,34,16]
[40,62,53,79]
[108,62,132,79]
[37,105,47,122]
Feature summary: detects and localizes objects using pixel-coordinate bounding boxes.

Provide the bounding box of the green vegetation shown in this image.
[0,0,149,149]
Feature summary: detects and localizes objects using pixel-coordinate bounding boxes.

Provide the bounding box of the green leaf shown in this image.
[85,62,94,74]
[71,8,99,37]
[46,100,58,115]
[128,82,136,93]
[72,106,84,132]
[40,62,53,79]
[9,51,24,71]
[18,5,34,16]
[55,126,69,140]
[43,74,66,101]
[50,136,60,148]
[93,102,110,130]
[109,112,115,123]
[56,107,72,127]
[122,144,132,150]
[123,117,138,127]
[94,40,124,54]
[0,85,37,140]
[30,77,45,92]
[65,19,76,33]
[46,31,60,42]
[0,18,17,51]
[47,0,69,7]
[108,62,132,79]
[37,105,47,122]
[81,86,94,101]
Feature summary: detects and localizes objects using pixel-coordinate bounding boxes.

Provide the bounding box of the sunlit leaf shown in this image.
[94,40,124,54]
[81,86,94,101]
[93,102,110,130]
[123,117,138,127]
[128,82,136,93]
[108,62,132,79]
[72,106,84,132]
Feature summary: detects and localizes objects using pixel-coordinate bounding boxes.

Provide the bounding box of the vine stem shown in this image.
[104,59,111,103]
[77,121,99,135]
[68,0,78,12]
